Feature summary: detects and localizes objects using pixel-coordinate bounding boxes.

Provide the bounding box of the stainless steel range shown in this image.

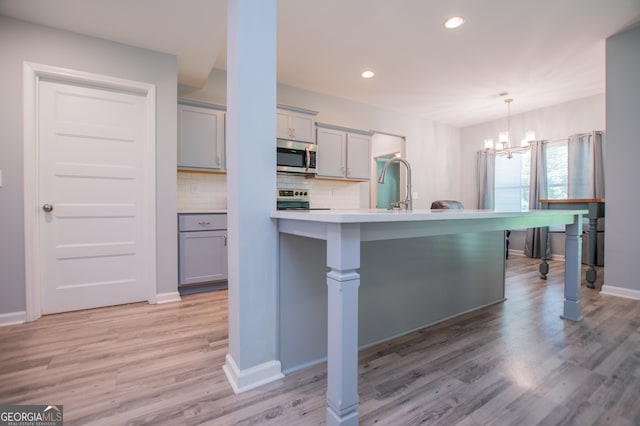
[276,188,310,210]
[276,189,330,210]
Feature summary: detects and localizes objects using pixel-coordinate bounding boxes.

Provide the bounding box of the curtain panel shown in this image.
[477,151,495,209]
[525,140,551,258]
[568,131,605,199]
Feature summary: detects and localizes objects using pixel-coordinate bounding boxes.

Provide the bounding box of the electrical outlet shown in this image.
[0,169,2,187]
[412,191,419,200]
[190,184,198,193]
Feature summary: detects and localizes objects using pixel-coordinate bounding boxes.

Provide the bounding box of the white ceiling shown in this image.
[2,0,640,127]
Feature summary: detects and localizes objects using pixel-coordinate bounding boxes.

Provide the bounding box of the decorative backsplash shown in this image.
[178,171,365,210]
[177,172,227,211]
[278,174,362,209]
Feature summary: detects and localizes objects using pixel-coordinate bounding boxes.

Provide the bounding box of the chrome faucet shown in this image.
[378,157,412,210]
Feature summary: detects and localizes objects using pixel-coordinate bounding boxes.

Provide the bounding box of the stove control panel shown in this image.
[277,188,309,201]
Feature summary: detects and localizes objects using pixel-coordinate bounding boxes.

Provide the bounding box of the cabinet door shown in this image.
[346,133,371,180]
[276,109,292,139]
[276,108,316,143]
[317,128,346,178]
[178,104,225,170]
[290,112,316,143]
[179,230,228,285]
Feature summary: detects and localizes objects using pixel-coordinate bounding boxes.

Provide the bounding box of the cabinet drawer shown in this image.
[179,214,227,231]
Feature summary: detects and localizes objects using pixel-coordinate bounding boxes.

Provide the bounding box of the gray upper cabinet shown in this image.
[316,127,346,178]
[178,102,225,171]
[316,126,371,180]
[276,105,317,143]
[345,133,371,180]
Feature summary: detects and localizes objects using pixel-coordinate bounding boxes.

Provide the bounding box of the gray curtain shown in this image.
[568,131,605,199]
[525,140,551,258]
[477,151,495,209]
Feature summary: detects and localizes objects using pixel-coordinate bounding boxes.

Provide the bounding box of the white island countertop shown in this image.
[271,208,586,223]
[271,209,587,242]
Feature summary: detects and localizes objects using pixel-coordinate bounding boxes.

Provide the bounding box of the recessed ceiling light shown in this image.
[361,70,375,79]
[444,16,465,29]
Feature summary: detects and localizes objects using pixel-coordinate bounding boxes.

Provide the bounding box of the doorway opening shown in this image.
[375,154,400,209]
[370,133,406,209]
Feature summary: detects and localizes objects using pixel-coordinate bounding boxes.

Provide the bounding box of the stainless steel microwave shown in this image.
[277,139,317,174]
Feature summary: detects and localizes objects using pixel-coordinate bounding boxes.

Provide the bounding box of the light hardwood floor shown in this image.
[1,257,639,425]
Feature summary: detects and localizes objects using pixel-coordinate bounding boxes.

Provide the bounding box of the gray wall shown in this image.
[604,25,640,293]
[0,16,178,316]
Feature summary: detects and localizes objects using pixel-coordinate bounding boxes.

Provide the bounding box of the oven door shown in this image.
[277,139,316,174]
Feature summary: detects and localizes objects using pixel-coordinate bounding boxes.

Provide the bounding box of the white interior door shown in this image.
[38,80,150,314]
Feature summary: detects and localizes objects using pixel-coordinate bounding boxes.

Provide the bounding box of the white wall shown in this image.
[179,69,463,209]
[459,94,605,257]
[460,94,605,209]
[0,17,178,316]
[603,25,640,297]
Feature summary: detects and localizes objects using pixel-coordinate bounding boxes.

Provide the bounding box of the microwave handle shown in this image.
[305,145,310,172]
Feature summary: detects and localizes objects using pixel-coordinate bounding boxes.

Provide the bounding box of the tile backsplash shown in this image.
[278,174,363,209]
[177,171,366,210]
[177,172,227,210]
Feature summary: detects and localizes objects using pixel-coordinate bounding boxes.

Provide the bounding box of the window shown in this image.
[494,141,568,211]
[545,142,568,200]
[495,151,530,211]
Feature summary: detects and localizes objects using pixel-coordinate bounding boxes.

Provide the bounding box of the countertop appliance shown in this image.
[276,188,330,210]
[277,139,316,174]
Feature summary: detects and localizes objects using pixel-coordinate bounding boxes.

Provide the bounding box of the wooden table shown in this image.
[539,199,605,288]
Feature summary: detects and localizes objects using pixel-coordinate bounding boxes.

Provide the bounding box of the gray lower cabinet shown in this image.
[178,214,228,292]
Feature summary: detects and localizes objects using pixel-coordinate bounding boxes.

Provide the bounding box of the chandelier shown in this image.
[484,98,535,159]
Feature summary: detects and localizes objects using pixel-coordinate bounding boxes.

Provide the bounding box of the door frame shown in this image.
[23,62,157,321]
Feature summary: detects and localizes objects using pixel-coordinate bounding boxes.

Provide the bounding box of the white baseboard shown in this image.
[0,311,27,327]
[223,353,284,394]
[600,285,640,300]
[154,291,181,304]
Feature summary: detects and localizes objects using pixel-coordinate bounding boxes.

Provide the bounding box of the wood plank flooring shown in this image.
[1,257,639,425]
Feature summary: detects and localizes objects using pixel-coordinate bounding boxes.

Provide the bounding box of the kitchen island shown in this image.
[271,208,585,426]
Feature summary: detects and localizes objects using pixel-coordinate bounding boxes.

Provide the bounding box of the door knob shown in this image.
[42,203,54,212]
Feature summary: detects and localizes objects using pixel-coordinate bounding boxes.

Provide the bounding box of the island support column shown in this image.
[562,214,583,321]
[326,223,361,426]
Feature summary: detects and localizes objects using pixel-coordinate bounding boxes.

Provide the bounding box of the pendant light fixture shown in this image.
[483,97,535,158]
[501,98,513,158]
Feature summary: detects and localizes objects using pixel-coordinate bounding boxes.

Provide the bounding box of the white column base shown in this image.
[223,353,284,394]
[154,291,181,304]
